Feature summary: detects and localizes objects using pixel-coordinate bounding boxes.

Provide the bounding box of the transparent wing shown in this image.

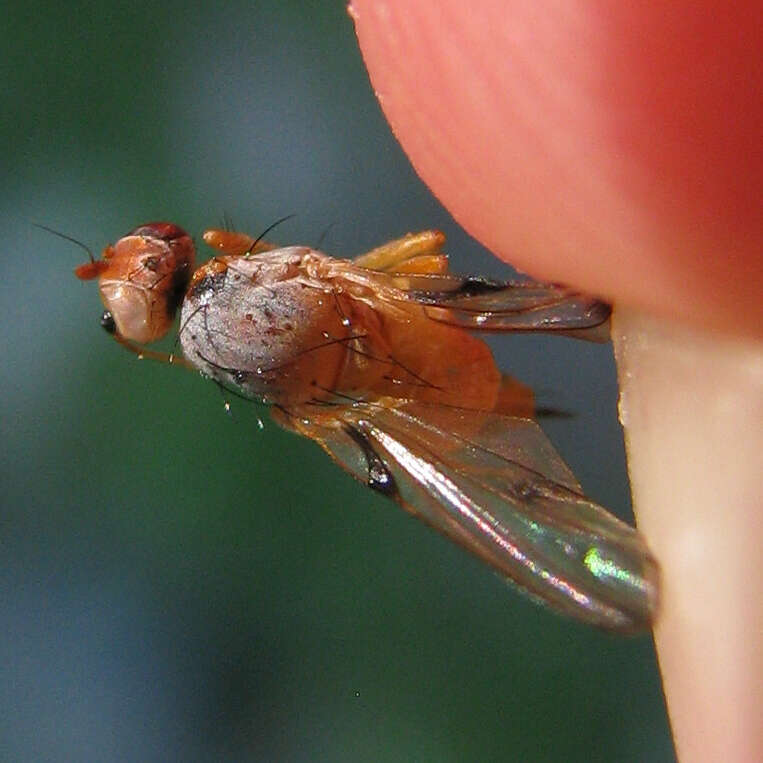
[278,400,658,632]
[383,272,611,338]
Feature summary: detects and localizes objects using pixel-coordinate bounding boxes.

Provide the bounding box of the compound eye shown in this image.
[127,222,189,242]
[100,310,116,334]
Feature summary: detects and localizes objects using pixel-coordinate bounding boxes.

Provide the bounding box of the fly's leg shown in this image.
[100,311,195,370]
[353,230,449,274]
[202,229,277,256]
[110,331,194,369]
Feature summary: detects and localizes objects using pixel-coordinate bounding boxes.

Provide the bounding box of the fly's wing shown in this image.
[277,400,658,633]
[384,272,611,339]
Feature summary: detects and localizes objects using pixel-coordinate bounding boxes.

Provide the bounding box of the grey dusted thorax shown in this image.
[179,248,347,405]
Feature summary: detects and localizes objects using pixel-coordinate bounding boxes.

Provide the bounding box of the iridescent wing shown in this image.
[275,399,658,633]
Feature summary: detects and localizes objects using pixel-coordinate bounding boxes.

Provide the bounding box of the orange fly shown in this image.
[69,221,659,632]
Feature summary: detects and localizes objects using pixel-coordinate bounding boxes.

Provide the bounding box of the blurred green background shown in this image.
[0,1,674,760]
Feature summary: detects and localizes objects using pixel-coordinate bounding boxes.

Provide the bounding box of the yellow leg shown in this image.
[353,230,449,273]
[202,229,277,256]
[111,332,195,370]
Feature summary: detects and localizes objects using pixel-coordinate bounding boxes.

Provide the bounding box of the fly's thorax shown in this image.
[179,251,349,405]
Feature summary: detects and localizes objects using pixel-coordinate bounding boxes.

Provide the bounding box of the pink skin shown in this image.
[350,1,761,338]
[351,1,762,760]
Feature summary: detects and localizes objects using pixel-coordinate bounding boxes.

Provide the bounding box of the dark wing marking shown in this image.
[343,423,399,497]
[383,273,611,337]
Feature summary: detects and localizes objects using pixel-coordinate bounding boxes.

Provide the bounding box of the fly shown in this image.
[68,221,659,632]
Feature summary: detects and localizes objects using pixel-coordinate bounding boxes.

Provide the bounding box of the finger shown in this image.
[350,0,762,338]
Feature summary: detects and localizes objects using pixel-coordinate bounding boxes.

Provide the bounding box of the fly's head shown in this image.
[76,222,195,344]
